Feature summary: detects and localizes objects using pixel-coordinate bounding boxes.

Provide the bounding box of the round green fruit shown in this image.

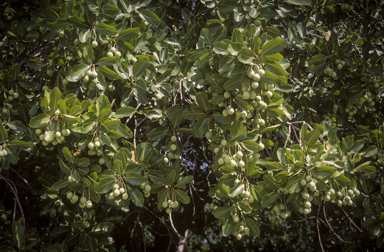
[91,40,98,48]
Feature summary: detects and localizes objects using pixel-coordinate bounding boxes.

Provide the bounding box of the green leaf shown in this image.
[334,174,351,186]
[0,122,8,142]
[67,16,89,29]
[244,217,260,235]
[354,161,371,172]
[49,18,68,32]
[117,28,140,41]
[132,57,149,77]
[96,23,117,36]
[149,173,170,186]
[147,126,170,141]
[49,88,62,116]
[29,113,51,128]
[265,61,289,76]
[7,121,26,133]
[286,0,311,6]
[196,92,210,111]
[260,124,280,134]
[114,107,135,119]
[175,189,190,204]
[212,206,231,219]
[130,188,144,207]
[9,140,30,150]
[241,140,259,152]
[261,38,287,55]
[59,159,71,175]
[363,146,378,157]
[124,173,147,186]
[237,48,254,64]
[223,78,241,91]
[95,177,115,194]
[12,221,24,248]
[304,129,320,149]
[97,66,118,79]
[200,28,213,46]
[97,57,119,66]
[228,183,244,198]
[193,117,209,137]
[141,9,161,26]
[213,114,232,124]
[113,160,123,176]
[176,175,194,187]
[66,63,90,82]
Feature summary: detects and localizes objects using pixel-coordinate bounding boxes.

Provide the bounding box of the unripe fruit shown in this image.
[167,152,174,159]
[86,200,92,208]
[80,196,87,204]
[68,175,74,182]
[122,193,129,200]
[218,158,224,165]
[258,142,265,150]
[305,175,312,182]
[171,135,177,142]
[72,195,79,202]
[163,157,169,163]
[113,183,120,190]
[251,82,259,89]
[36,129,42,135]
[170,144,177,151]
[236,233,242,240]
[113,189,120,197]
[88,142,95,150]
[83,75,90,83]
[91,71,97,77]
[304,201,311,208]
[166,208,172,214]
[107,52,114,57]
[98,158,105,165]
[252,73,261,81]
[13,93,19,99]
[238,160,245,168]
[67,192,73,199]
[300,179,306,186]
[233,215,239,222]
[144,184,151,192]
[115,51,121,57]
[224,91,230,98]
[221,139,227,146]
[111,47,117,53]
[205,131,212,139]
[242,91,250,100]
[91,40,98,48]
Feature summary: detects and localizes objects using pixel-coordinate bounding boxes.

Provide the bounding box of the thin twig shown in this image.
[323,202,353,243]
[317,206,325,252]
[10,168,33,190]
[341,206,363,233]
[169,213,183,239]
[284,124,291,147]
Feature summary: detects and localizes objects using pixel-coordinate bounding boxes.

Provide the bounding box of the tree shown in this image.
[0,0,383,251]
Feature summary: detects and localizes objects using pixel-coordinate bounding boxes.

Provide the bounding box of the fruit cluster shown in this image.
[36,125,71,146]
[66,191,93,209]
[109,183,129,201]
[6,89,19,102]
[139,182,152,198]
[163,135,180,162]
[87,136,105,156]
[0,148,8,157]
[161,199,179,213]
[232,216,250,240]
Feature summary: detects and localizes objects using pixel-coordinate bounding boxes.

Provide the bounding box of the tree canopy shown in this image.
[0,0,383,251]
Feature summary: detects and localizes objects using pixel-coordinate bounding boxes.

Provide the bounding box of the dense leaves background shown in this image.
[0,0,383,251]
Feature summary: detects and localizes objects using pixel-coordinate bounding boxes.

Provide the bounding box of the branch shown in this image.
[341,206,363,233]
[317,206,325,252]
[323,202,353,243]
[0,173,26,231]
[169,212,183,239]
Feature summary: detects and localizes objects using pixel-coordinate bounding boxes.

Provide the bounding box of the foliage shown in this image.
[0,0,383,251]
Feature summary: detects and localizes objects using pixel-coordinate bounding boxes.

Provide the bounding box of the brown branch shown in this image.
[323,202,353,243]
[317,206,325,252]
